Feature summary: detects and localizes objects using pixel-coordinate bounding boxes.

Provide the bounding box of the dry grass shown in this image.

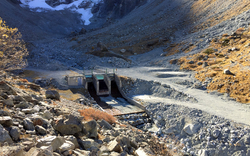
[78,108,117,124]
[177,27,250,103]
[19,133,30,139]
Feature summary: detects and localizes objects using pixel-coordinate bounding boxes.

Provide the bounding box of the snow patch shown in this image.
[19,0,101,25]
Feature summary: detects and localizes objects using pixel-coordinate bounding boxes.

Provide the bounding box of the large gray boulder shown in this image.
[26,147,53,156]
[37,136,65,152]
[64,135,79,148]
[10,126,20,141]
[59,140,75,153]
[83,120,98,139]
[183,123,201,135]
[0,116,13,127]
[54,115,82,135]
[45,90,60,100]
[35,125,47,135]
[3,98,14,107]
[0,124,13,144]
[98,119,113,130]
[79,138,100,150]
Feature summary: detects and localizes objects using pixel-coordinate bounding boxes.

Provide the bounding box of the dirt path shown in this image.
[117,66,250,126]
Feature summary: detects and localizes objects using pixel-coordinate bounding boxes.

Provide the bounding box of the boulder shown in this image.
[15,101,30,109]
[35,125,47,135]
[116,136,131,148]
[37,136,65,152]
[3,98,14,107]
[212,129,221,139]
[0,110,10,116]
[223,69,233,75]
[183,123,201,135]
[28,83,40,91]
[59,140,75,153]
[22,109,34,114]
[135,147,154,156]
[10,126,20,141]
[98,119,113,130]
[0,116,13,127]
[64,135,79,148]
[79,138,100,150]
[23,118,35,131]
[0,124,13,144]
[107,140,122,153]
[54,115,82,135]
[83,120,98,138]
[45,90,60,100]
[0,145,25,156]
[110,152,121,156]
[0,81,17,95]
[120,49,126,53]
[10,95,25,104]
[42,110,53,120]
[26,147,53,156]
[30,115,49,129]
[73,149,90,156]
[79,28,87,35]
[97,41,108,52]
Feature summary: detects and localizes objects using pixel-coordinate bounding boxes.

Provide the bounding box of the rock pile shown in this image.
[0,74,168,156]
[145,103,250,156]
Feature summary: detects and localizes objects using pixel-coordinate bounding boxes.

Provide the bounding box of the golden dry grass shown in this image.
[177,27,250,103]
[78,108,117,124]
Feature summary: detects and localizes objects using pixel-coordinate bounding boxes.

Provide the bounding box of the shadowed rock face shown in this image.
[94,0,147,19]
[45,0,75,7]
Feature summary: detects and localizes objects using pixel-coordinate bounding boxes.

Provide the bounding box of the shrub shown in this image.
[0,17,28,70]
[78,108,116,124]
[221,38,230,46]
[203,48,214,55]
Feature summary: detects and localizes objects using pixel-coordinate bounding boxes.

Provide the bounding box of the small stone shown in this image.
[120,49,126,53]
[188,61,194,64]
[212,129,221,139]
[23,118,35,130]
[202,62,208,68]
[22,109,34,114]
[197,62,202,65]
[223,69,233,75]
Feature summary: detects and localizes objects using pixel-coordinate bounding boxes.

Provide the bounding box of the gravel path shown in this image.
[117,66,250,126]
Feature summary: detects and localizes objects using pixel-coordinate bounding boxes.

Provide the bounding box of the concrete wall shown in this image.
[114,74,145,111]
[104,74,111,95]
[67,76,86,88]
[93,74,99,95]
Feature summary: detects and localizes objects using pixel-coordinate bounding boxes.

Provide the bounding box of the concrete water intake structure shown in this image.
[66,70,145,115]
